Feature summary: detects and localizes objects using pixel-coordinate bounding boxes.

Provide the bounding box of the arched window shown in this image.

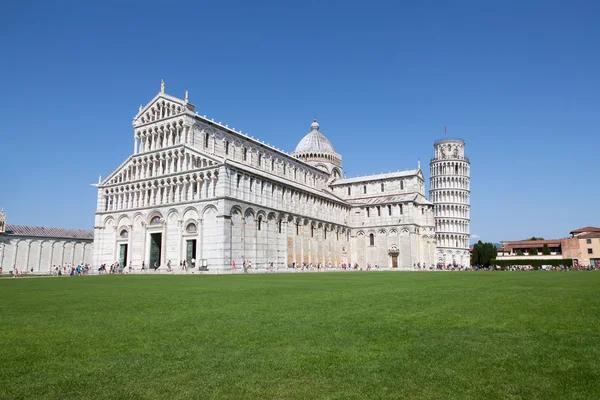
[186,223,197,233]
[347,187,351,195]
[381,182,384,192]
[369,233,375,246]
[224,140,229,155]
[257,217,262,231]
[120,229,128,238]
[363,185,367,194]
[204,133,209,148]
[400,180,404,190]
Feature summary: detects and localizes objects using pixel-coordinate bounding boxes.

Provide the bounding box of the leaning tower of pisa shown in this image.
[430,138,471,267]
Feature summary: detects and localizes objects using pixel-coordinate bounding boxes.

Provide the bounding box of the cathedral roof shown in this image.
[2,225,93,240]
[293,119,337,154]
[331,169,421,185]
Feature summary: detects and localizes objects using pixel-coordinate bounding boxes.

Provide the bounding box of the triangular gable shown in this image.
[100,144,222,187]
[133,92,195,126]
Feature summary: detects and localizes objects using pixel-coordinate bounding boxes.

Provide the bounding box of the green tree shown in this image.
[529,248,538,256]
[526,236,545,241]
[472,241,498,267]
[542,244,551,255]
[516,249,523,256]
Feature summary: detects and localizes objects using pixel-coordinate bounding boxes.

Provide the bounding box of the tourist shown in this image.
[232,261,237,273]
[167,260,172,272]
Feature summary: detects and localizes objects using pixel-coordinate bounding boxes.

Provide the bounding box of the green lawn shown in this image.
[1,272,599,399]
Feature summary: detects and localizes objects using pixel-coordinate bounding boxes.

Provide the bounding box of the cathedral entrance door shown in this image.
[119,244,128,267]
[186,240,196,263]
[391,255,398,268]
[149,233,162,269]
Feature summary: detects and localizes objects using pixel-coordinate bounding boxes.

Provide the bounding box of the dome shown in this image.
[293,119,336,154]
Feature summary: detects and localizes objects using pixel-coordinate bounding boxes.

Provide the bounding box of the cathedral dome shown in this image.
[293,119,336,154]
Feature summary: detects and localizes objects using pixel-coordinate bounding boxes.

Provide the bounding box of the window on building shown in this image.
[294,168,297,180]
[348,187,351,195]
[377,206,381,217]
[278,220,282,233]
[366,208,370,218]
[249,178,253,192]
[311,226,314,238]
[296,223,299,235]
[225,141,229,155]
[324,229,327,239]
[185,223,197,233]
[588,248,593,254]
[363,185,367,194]
[388,205,392,216]
[237,175,241,188]
[242,148,247,161]
[381,182,384,192]
[204,133,209,148]
[369,233,374,246]
[283,164,286,175]
[271,159,275,171]
[586,239,592,244]
[399,204,403,214]
[257,217,262,231]
[258,154,262,166]
[120,229,128,238]
[400,180,404,190]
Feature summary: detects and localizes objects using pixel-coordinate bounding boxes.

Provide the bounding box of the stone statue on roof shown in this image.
[161,79,165,93]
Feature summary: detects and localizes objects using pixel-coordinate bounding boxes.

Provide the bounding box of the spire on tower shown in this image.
[160,79,165,93]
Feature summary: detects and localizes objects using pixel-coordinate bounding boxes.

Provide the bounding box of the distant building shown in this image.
[497,226,600,267]
[569,227,600,267]
[0,210,93,273]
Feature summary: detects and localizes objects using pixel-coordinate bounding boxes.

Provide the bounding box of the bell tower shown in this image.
[430,138,471,267]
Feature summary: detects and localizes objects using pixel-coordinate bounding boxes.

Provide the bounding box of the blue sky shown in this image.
[0,1,598,243]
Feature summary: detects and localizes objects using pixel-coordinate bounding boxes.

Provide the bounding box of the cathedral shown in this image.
[92,83,470,271]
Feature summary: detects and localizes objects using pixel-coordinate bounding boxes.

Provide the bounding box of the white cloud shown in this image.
[470,234,480,240]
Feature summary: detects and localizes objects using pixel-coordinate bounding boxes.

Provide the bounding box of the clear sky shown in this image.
[0,1,598,243]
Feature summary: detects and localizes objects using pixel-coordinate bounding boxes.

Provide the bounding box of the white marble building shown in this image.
[0,210,94,274]
[92,83,438,271]
[429,139,471,267]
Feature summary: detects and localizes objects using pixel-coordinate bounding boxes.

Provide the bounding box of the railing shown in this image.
[434,137,465,145]
[430,156,470,163]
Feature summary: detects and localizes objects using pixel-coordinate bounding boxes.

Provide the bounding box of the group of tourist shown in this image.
[52,264,90,276]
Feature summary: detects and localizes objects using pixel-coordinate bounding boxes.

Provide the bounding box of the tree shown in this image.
[526,236,545,241]
[516,249,523,256]
[542,244,551,255]
[529,248,538,256]
[472,241,498,267]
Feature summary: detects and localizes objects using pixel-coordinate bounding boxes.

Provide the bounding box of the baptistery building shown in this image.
[92,83,442,271]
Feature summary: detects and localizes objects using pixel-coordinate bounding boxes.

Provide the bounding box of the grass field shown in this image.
[1,272,599,399]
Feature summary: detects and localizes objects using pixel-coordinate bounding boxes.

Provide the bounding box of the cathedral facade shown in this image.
[92,84,442,271]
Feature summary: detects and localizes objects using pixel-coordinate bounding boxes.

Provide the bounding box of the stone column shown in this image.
[60,243,66,267]
[37,242,43,272]
[25,242,31,272]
